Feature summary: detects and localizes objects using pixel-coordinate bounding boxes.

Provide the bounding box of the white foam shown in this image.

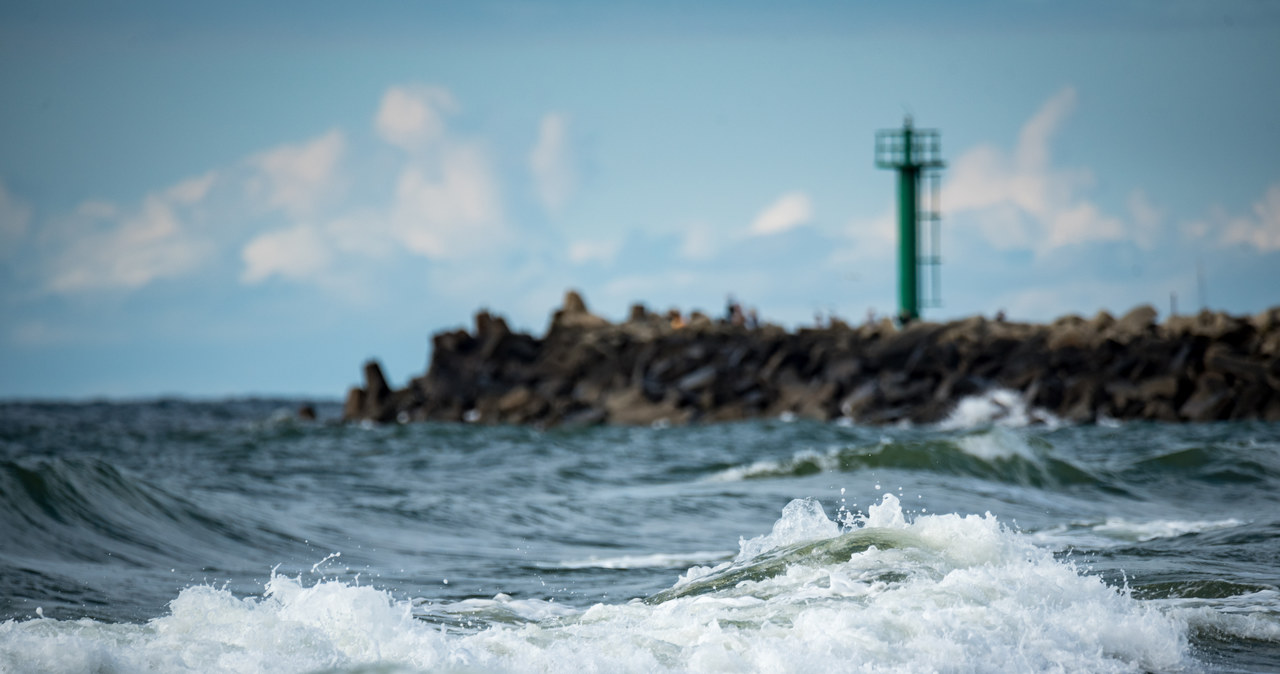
[0,497,1194,674]
[701,450,829,483]
[415,593,579,628]
[704,448,836,482]
[735,497,840,562]
[0,575,448,673]
[552,551,732,570]
[939,388,1061,430]
[1091,517,1244,542]
[1031,517,1246,549]
[1162,589,1280,643]
[706,424,1052,486]
[955,426,1042,462]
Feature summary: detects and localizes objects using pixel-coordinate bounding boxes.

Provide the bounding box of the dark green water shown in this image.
[0,399,1277,672]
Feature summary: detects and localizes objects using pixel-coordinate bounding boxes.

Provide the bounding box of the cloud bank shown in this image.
[3,82,1276,346]
[942,86,1136,256]
[45,173,217,293]
[530,113,575,213]
[749,191,813,236]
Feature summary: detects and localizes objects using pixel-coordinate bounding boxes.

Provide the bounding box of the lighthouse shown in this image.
[875,116,945,323]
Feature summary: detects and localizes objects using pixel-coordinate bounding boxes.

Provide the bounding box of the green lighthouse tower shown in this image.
[876,116,945,323]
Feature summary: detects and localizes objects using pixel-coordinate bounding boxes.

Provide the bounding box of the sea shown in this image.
[1,392,1278,673]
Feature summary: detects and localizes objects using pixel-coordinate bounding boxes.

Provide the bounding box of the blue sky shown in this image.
[2,1,1278,399]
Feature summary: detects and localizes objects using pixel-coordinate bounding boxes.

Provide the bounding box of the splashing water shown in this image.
[4,402,1277,672]
[1,494,1193,674]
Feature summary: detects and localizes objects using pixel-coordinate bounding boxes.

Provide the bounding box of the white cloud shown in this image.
[375,85,457,152]
[236,84,511,288]
[1213,182,1280,252]
[391,145,507,259]
[0,180,32,257]
[325,212,398,260]
[942,86,1135,256]
[166,172,216,205]
[1015,87,1076,171]
[241,223,332,284]
[749,191,812,236]
[247,129,344,217]
[237,211,397,295]
[679,223,718,261]
[530,113,575,212]
[567,239,620,265]
[1127,189,1162,249]
[30,83,522,303]
[839,207,897,259]
[47,172,218,293]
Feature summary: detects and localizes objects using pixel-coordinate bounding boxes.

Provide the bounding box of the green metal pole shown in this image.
[898,122,919,322]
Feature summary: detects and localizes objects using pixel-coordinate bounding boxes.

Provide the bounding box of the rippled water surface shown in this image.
[1,398,1278,672]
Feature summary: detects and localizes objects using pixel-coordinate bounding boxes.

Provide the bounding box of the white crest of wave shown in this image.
[704,448,833,482]
[1091,517,1244,542]
[1032,516,1247,549]
[552,550,731,570]
[939,388,1061,430]
[736,497,840,561]
[0,574,449,673]
[1161,589,1280,643]
[955,425,1043,462]
[0,495,1192,674]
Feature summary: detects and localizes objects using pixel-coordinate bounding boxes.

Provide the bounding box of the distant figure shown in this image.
[995,309,1006,323]
[725,295,745,326]
[668,308,685,329]
[747,307,760,330]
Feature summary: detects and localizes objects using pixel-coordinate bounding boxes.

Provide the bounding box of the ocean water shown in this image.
[1,394,1278,673]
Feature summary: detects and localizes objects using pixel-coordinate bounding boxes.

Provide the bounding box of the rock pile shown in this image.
[343,291,1280,426]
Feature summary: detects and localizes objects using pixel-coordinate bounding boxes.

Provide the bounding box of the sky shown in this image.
[2,1,1279,399]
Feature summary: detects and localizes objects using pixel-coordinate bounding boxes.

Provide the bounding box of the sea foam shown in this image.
[1,495,1192,674]
[938,388,1062,430]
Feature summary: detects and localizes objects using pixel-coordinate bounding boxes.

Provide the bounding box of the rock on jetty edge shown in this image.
[343,291,1280,427]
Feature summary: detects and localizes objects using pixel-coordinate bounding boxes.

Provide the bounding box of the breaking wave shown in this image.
[1,495,1197,673]
[707,427,1099,489]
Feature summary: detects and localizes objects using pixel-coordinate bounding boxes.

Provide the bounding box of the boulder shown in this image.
[1047,323,1096,351]
[1108,305,1158,344]
[1178,372,1233,421]
[549,290,611,332]
[342,387,366,421]
[345,292,1280,427]
[602,386,690,426]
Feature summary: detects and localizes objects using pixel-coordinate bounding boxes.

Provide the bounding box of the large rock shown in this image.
[1179,372,1233,421]
[1107,305,1157,344]
[343,295,1280,427]
[549,290,611,332]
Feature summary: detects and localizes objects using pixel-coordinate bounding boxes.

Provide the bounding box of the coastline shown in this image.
[343,291,1280,427]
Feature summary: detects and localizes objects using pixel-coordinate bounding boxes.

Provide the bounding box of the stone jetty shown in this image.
[343,291,1280,426]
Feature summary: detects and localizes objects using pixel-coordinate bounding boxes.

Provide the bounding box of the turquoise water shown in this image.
[1,398,1277,672]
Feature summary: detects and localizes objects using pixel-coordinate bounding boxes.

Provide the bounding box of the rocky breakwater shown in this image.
[344,291,1280,426]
